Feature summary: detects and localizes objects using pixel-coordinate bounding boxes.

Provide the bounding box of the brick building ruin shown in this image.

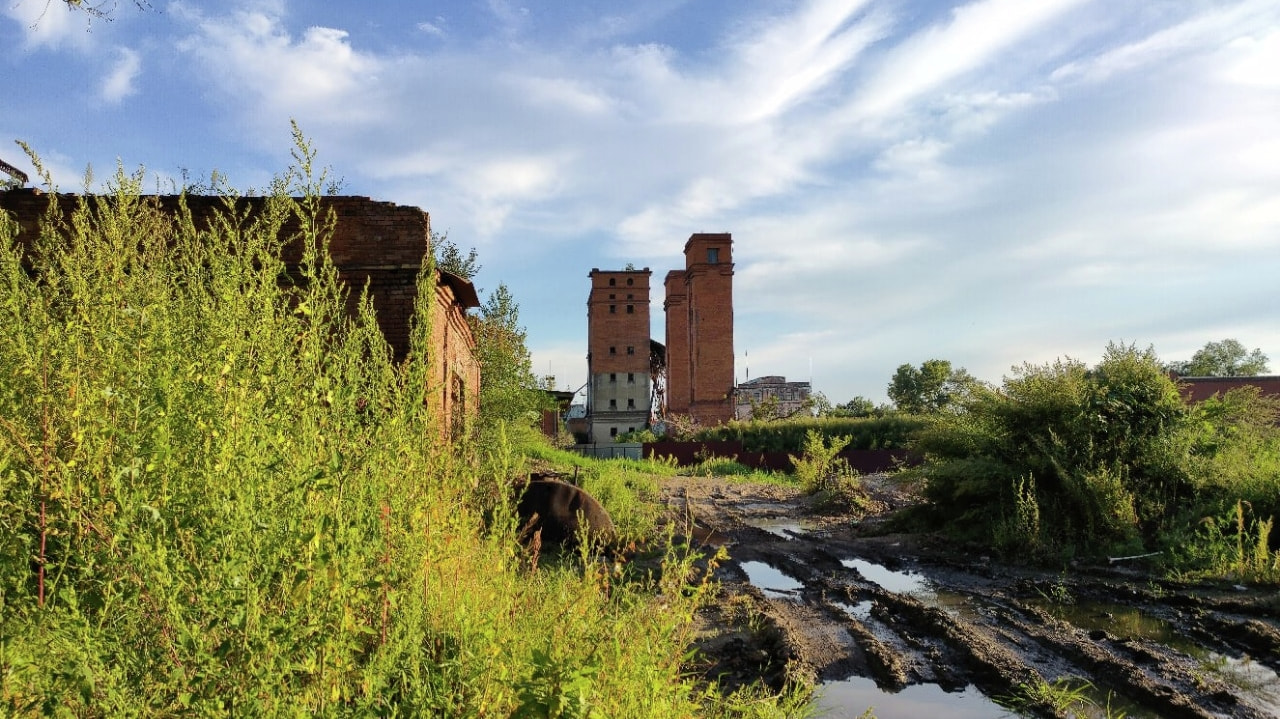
[585,233,734,442]
[665,233,735,426]
[0,189,480,436]
[585,268,654,441]
[734,376,812,420]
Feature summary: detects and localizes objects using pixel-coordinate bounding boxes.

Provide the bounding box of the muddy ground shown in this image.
[659,474,1280,718]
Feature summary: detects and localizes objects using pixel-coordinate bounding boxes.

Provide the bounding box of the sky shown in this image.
[3,0,1278,405]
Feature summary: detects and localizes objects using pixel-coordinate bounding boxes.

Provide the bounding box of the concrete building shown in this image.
[734,376,812,420]
[665,233,735,426]
[585,268,653,441]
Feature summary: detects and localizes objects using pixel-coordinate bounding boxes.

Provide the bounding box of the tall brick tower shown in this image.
[663,270,689,416]
[586,268,652,442]
[665,233,734,426]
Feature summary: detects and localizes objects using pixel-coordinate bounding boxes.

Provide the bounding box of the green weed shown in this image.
[997,677,1127,719]
[0,135,804,717]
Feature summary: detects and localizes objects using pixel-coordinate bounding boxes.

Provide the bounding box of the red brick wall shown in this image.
[587,269,652,374]
[678,233,735,426]
[663,270,690,415]
[431,281,481,440]
[0,189,479,429]
[587,268,652,440]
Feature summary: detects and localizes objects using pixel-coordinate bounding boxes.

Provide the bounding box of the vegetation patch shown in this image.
[0,138,805,717]
[902,342,1280,575]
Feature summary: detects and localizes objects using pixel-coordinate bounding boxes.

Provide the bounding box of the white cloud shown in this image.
[510,75,614,116]
[417,18,447,39]
[848,0,1086,122]
[67,0,1276,405]
[101,47,141,103]
[177,10,383,124]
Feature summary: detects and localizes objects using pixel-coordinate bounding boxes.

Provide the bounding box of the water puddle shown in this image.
[836,600,873,621]
[1029,599,1191,651]
[1033,599,1280,714]
[842,558,932,595]
[841,557,975,618]
[744,516,815,538]
[814,676,1007,719]
[1198,653,1280,713]
[739,560,803,598]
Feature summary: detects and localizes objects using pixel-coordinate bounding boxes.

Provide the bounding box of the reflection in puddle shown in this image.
[1030,599,1188,650]
[1199,654,1280,713]
[842,558,932,595]
[1033,600,1280,714]
[815,676,1007,719]
[836,600,873,621]
[745,516,813,538]
[840,557,975,619]
[739,560,803,598]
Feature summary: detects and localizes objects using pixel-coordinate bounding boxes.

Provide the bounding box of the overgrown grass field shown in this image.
[0,145,808,717]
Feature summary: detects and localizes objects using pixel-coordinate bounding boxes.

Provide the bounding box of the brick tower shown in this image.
[663,270,689,416]
[665,233,734,426]
[586,268,652,442]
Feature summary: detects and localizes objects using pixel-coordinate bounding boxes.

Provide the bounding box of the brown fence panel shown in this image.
[643,441,742,464]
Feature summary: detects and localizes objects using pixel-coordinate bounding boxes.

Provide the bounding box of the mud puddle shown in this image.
[662,475,1280,719]
[815,677,1006,719]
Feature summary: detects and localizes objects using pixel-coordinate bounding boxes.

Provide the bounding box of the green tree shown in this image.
[471,283,545,437]
[1168,339,1269,377]
[433,232,482,281]
[829,396,882,418]
[887,359,977,414]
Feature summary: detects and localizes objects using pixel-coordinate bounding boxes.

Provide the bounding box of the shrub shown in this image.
[913,344,1191,559]
[689,415,926,453]
[790,430,855,495]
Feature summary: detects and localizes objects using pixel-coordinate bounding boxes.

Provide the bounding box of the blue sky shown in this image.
[4,0,1278,404]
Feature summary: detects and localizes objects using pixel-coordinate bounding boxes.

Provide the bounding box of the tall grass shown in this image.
[0,139,805,716]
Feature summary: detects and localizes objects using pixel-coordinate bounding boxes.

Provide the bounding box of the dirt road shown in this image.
[660,475,1280,718]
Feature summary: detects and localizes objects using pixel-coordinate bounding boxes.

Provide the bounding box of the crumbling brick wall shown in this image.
[0,189,479,429]
[665,233,735,427]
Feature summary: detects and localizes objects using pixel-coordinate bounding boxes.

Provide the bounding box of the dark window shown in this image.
[609,305,616,314]
[610,427,618,437]
[609,278,616,286]
[609,294,615,299]
[609,373,616,382]
[627,399,635,409]
[626,278,633,286]
[609,399,617,409]
[626,346,634,355]
[609,346,616,355]
[627,373,634,383]
[708,248,719,264]
[626,305,634,314]
[627,427,635,433]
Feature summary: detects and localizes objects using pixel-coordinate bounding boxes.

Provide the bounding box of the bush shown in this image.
[913,344,1186,559]
[911,342,1280,572]
[689,415,926,452]
[790,430,855,495]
